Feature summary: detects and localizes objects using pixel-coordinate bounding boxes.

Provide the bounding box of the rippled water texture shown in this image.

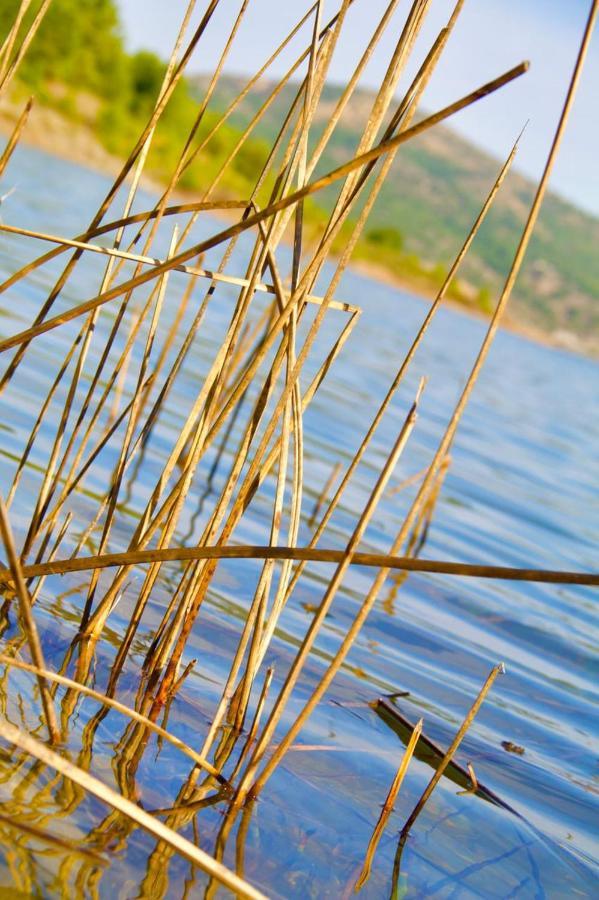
[0,145,597,897]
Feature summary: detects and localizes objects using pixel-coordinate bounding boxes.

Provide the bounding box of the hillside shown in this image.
[191,74,599,348]
[1,0,597,352]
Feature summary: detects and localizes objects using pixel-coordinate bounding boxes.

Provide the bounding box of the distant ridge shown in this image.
[192,73,599,353]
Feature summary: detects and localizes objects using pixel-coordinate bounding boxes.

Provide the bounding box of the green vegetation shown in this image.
[0,0,126,101]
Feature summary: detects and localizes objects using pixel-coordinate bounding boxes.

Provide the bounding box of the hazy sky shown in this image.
[116,1,599,217]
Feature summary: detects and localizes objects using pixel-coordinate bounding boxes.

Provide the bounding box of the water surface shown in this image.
[0,144,597,897]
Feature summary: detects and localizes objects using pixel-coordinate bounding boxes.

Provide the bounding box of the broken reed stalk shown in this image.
[399,664,505,842]
[0,498,59,744]
[354,718,423,891]
[0,718,266,900]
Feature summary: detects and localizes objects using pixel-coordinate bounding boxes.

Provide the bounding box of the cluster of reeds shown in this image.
[0,0,596,896]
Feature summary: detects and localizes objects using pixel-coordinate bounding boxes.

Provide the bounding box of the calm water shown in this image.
[0,144,597,898]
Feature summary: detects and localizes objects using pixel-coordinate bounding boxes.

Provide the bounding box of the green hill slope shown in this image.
[191,74,599,346]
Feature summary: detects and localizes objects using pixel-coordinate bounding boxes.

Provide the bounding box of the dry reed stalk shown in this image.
[78,300,292,645]
[0,0,33,82]
[34,369,155,558]
[12,0,200,553]
[456,762,479,795]
[104,1,251,424]
[0,498,59,743]
[235,383,424,801]
[1,2,594,890]
[255,0,426,307]
[325,0,433,231]
[14,4,337,377]
[2,545,597,587]
[94,0,198,422]
[401,453,451,563]
[34,249,224,547]
[224,13,344,726]
[82,225,179,616]
[148,21,480,506]
[387,466,429,497]
[0,62,529,357]
[82,197,354,652]
[297,6,597,724]
[150,315,332,709]
[238,382,423,797]
[0,0,321,352]
[388,0,598,568]
[0,94,32,177]
[157,1,332,201]
[251,6,479,624]
[192,38,346,513]
[118,0,249,245]
[305,0,403,184]
[162,311,359,752]
[308,461,342,527]
[0,0,52,100]
[399,664,505,841]
[303,11,460,298]
[148,20,453,712]
[0,654,228,785]
[0,0,210,389]
[0,225,358,313]
[354,718,423,891]
[0,718,267,899]
[0,199,247,304]
[233,382,295,728]
[85,284,278,641]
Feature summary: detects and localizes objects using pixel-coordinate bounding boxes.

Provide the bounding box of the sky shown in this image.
[115,0,599,217]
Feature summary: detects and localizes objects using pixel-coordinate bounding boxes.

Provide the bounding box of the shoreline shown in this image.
[0,101,591,359]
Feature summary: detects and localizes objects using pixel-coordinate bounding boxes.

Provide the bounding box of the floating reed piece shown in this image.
[0,0,597,895]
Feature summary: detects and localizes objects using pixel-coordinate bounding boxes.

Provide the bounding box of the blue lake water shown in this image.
[0,143,597,897]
